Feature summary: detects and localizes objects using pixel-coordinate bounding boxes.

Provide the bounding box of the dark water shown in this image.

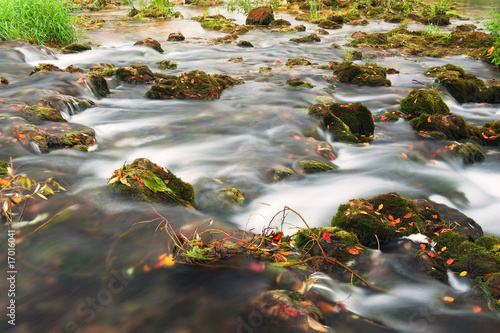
[1,2,500,332]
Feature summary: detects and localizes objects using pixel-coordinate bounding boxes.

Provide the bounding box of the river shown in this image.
[0,1,499,332]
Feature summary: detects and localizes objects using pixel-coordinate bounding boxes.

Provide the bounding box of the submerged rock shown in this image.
[286,78,314,89]
[156,60,178,70]
[29,63,63,76]
[285,58,316,67]
[108,158,196,207]
[246,6,274,26]
[134,37,164,53]
[458,142,485,164]
[298,160,334,173]
[115,64,155,84]
[290,34,321,43]
[61,43,91,54]
[400,89,450,118]
[0,77,8,85]
[308,102,374,143]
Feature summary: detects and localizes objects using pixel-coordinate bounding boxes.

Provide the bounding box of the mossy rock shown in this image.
[318,19,342,29]
[0,77,8,85]
[115,64,155,84]
[198,14,237,32]
[47,128,96,151]
[475,236,500,253]
[267,167,295,182]
[482,85,500,104]
[458,142,485,165]
[409,113,469,140]
[381,110,404,122]
[331,193,447,247]
[434,231,500,279]
[400,89,450,118]
[285,58,316,67]
[294,227,363,261]
[411,249,449,283]
[286,78,313,89]
[269,18,291,28]
[246,6,274,26]
[64,65,85,74]
[228,57,243,62]
[259,66,272,75]
[85,72,110,97]
[334,62,391,86]
[13,124,50,153]
[167,32,185,41]
[128,3,176,18]
[290,34,321,43]
[29,63,62,76]
[145,76,177,99]
[237,40,253,47]
[298,160,334,173]
[134,37,164,53]
[89,63,115,76]
[428,14,450,26]
[216,187,245,206]
[316,29,329,35]
[61,43,91,54]
[486,273,500,299]
[469,120,500,146]
[156,60,178,70]
[23,106,65,123]
[108,158,196,207]
[174,70,242,100]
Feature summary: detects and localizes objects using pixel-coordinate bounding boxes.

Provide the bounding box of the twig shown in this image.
[325,257,388,293]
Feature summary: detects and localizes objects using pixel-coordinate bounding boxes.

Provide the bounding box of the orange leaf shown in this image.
[443,296,454,302]
[388,215,394,221]
[472,306,481,313]
[427,251,436,258]
[347,248,359,255]
[446,258,454,265]
[432,214,438,219]
[403,214,412,218]
[18,134,26,138]
[420,244,426,250]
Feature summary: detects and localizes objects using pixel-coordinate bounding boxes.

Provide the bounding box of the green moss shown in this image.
[89,63,115,77]
[61,42,91,54]
[400,89,450,118]
[270,167,295,182]
[0,160,9,178]
[286,78,313,89]
[285,58,315,67]
[156,60,177,70]
[458,142,485,165]
[145,80,176,99]
[85,72,110,97]
[469,120,500,146]
[294,227,362,262]
[115,64,155,84]
[228,57,243,62]
[290,34,321,43]
[475,236,500,253]
[269,19,291,28]
[329,102,375,137]
[199,14,237,32]
[108,158,196,207]
[217,188,244,205]
[48,128,96,150]
[259,66,272,75]
[331,193,445,247]
[409,113,469,140]
[237,40,253,47]
[318,19,342,29]
[299,160,334,173]
[23,106,65,123]
[334,62,391,86]
[333,62,362,83]
[174,70,243,100]
[29,63,62,76]
[13,124,50,153]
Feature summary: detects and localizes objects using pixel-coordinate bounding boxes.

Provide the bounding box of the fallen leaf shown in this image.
[459,271,467,277]
[446,258,454,265]
[443,296,454,302]
[347,248,359,255]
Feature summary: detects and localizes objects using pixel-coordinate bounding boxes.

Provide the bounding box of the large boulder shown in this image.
[246,6,274,26]
[134,37,164,53]
[400,88,450,118]
[173,70,242,100]
[108,158,196,207]
[115,64,155,84]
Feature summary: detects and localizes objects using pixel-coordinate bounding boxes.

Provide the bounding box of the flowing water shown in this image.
[1,2,500,332]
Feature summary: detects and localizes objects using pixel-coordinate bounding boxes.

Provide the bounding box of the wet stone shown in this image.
[134,37,164,53]
[167,32,185,41]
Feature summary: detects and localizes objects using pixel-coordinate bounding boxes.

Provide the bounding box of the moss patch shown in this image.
[333,62,391,86]
[115,65,155,84]
[23,106,65,123]
[400,89,450,118]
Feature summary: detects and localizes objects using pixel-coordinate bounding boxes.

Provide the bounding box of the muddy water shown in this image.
[0,2,500,332]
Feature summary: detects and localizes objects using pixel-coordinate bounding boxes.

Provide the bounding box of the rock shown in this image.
[167,32,185,41]
[29,63,62,76]
[0,77,9,85]
[23,106,65,123]
[246,6,274,26]
[400,89,450,118]
[429,202,483,241]
[61,43,91,54]
[294,227,363,261]
[318,20,342,29]
[198,14,238,33]
[134,37,164,53]
[486,273,500,299]
[409,113,469,140]
[237,40,253,47]
[285,58,315,67]
[458,142,485,165]
[267,167,295,182]
[156,60,178,70]
[316,29,329,35]
[0,160,9,178]
[290,34,321,43]
[115,64,155,84]
[173,70,242,100]
[108,158,196,207]
[469,120,500,146]
[411,250,449,283]
[286,78,314,89]
[13,124,50,153]
[308,102,374,143]
[259,66,272,75]
[298,160,334,173]
[145,76,177,99]
[331,192,447,247]
[333,62,391,86]
[351,31,367,39]
[85,72,110,97]
[89,63,116,76]
[216,188,245,206]
[64,65,85,74]
[47,128,96,151]
[269,18,291,28]
[228,57,243,62]
[295,25,306,32]
[245,290,326,333]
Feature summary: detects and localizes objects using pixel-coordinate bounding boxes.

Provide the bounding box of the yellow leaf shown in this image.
[441,246,446,252]
[443,296,454,302]
[378,204,383,211]
[459,271,467,277]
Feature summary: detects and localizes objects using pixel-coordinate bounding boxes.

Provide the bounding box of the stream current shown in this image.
[1,2,500,332]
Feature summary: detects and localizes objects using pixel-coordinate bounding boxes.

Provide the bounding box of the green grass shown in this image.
[0,0,77,47]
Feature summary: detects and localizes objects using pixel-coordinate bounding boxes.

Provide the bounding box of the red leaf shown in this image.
[271,232,283,243]
[403,214,412,218]
[427,251,436,258]
[322,232,334,243]
[446,258,454,265]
